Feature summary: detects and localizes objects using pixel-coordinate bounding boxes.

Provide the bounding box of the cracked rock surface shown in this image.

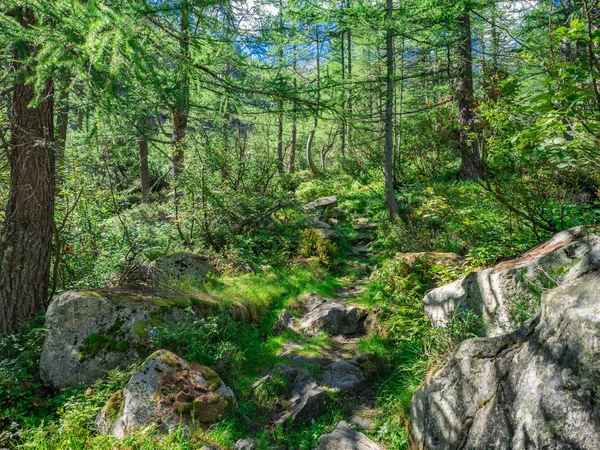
[423,226,600,337]
[411,271,600,450]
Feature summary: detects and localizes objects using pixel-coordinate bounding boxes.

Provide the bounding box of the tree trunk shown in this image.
[457,13,482,180]
[56,85,69,165]
[290,44,297,174]
[0,8,55,334]
[139,136,151,203]
[172,1,189,184]
[385,0,399,220]
[277,99,284,173]
[345,0,352,157]
[307,26,321,177]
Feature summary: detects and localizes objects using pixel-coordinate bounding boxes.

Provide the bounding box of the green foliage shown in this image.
[150,310,253,376]
[298,228,338,268]
[0,318,46,429]
[253,368,294,408]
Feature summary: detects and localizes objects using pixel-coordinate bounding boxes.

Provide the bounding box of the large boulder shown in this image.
[297,294,367,336]
[315,422,384,450]
[96,350,235,437]
[40,291,167,389]
[150,252,211,280]
[423,226,600,336]
[303,196,338,212]
[410,271,600,450]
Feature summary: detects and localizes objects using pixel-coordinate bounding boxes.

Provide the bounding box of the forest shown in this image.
[0,0,599,449]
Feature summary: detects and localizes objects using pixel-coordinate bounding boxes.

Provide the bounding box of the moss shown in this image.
[78,324,131,361]
[157,350,185,370]
[78,333,107,361]
[105,389,124,419]
[73,290,104,298]
[132,320,150,338]
[198,366,222,390]
[116,341,130,352]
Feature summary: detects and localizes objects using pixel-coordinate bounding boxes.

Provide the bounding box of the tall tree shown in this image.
[456,10,482,179]
[0,7,55,334]
[384,0,399,219]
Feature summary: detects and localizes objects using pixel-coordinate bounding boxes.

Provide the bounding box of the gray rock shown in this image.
[40,291,162,389]
[274,369,328,426]
[303,196,338,212]
[324,207,345,219]
[316,229,339,241]
[424,226,600,336]
[234,439,256,450]
[321,360,366,393]
[352,232,377,244]
[273,309,296,333]
[352,219,378,231]
[411,272,600,450]
[315,421,384,450]
[150,252,211,280]
[298,294,367,336]
[96,350,235,438]
[347,415,376,431]
[351,246,373,257]
[308,216,332,230]
[292,356,320,367]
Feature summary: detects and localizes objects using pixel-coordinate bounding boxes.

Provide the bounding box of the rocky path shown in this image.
[253,238,384,449]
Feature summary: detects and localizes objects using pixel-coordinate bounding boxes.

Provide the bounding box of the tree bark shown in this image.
[457,13,482,180]
[56,85,69,164]
[306,26,321,177]
[172,1,190,184]
[0,8,55,334]
[139,136,151,203]
[290,44,297,174]
[345,0,352,157]
[385,0,399,220]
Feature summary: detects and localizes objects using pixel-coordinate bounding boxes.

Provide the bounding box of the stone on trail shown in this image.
[40,290,167,389]
[352,219,379,231]
[234,439,257,450]
[315,421,384,450]
[96,350,235,438]
[297,293,367,336]
[272,309,296,333]
[321,359,366,393]
[423,226,600,337]
[411,271,600,450]
[273,369,328,426]
[316,229,340,241]
[302,195,338,212]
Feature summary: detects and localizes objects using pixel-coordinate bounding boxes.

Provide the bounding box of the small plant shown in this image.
[253,368,293,408]
[298,228,338,268]
[0,317,46,429]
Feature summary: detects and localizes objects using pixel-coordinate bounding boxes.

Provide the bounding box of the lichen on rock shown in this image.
[96,350,235,438]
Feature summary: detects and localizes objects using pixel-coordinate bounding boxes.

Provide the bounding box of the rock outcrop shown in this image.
[321,360,366,393]
[411,271,600,450]
[96,350,235,437]
[315,422,384,450]
[298,294,367,336]
[273,368,329,426]
[423,226,600,336]
[303,196,338,212]
[40,291,165,389]
[150,252,211,280]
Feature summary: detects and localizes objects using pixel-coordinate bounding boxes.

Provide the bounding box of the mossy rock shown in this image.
[95,350,235,438]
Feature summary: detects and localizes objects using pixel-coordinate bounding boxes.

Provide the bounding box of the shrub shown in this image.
[298,228,338,268]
